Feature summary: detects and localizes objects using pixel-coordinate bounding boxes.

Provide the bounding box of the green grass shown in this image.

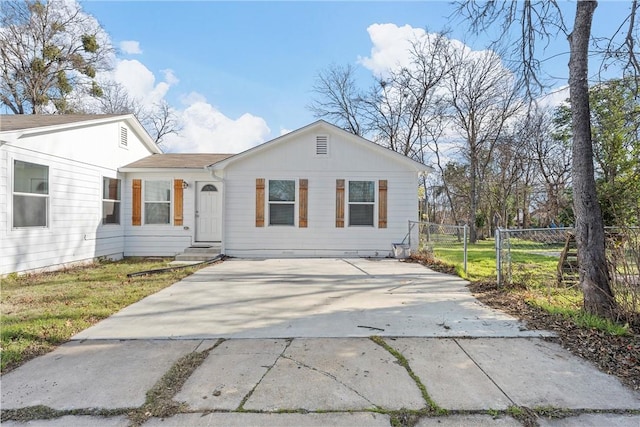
[1,259,201,373]
[528,300,630,335]
[430,239,497,280]
[423,236,638,333]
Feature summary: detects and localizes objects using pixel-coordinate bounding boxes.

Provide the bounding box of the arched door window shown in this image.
[201,184,218,192]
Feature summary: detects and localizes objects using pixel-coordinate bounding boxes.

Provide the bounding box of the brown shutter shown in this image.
[336,179,345,228]
[378,180,388,228]
[256,178,265,227]
[299,179,308,228]
[132,179,142,226]
[174,179,184,226]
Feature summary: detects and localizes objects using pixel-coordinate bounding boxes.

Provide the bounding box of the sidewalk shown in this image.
[2,259,640,426]
[3,336,639,426]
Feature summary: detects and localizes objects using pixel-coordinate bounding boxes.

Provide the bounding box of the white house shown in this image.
[0,114,160,275]
[1,117,430,275]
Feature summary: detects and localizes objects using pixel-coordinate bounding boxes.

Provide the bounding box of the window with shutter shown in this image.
[348,181,375,226]
[268,180,295,226]
[144,180,171,224]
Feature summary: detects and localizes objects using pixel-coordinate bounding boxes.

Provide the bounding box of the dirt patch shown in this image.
[403,253,457,275]
[468,280,640,392]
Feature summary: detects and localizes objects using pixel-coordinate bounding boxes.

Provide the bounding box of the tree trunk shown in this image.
[568,0,616,318]
[469,148,478,243]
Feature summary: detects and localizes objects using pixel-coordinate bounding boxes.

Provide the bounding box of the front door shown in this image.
[196,182,221,242]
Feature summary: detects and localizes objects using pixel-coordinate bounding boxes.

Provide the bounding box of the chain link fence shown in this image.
[408,221,468,275]
[496,227,640,290]
[495,227,571,287]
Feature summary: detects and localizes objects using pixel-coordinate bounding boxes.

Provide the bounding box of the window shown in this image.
[13,160,49,228]
[349,181,375,226]
[269,180,295,225]
[144,180,171,224]
[102,177,121,224]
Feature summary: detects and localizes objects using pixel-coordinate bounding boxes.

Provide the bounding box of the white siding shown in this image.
[222,127,420,257]
[122,171,214,256]
[1,121,154,275]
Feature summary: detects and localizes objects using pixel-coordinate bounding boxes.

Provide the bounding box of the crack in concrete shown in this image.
[453,338,516,407]
[236,338,293,411]
[340,259,371,276]
[279,353,379,408]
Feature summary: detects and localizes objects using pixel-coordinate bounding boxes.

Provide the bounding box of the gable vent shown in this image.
[120,127,128,147]
[316,135,328,156]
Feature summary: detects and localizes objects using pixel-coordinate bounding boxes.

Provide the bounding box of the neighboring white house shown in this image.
[1,117,431,275]
[0,114,160,275]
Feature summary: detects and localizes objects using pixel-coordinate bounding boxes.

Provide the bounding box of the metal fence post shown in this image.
[495,228,502,286]
[463,224,468,275]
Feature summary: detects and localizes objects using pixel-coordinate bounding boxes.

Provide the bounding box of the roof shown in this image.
[209,120,433,173]
[121,153,235,169]
[0,114,122,132]
[0,113,160,155]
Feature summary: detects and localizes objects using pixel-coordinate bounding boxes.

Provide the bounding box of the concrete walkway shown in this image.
[2,259,639,426]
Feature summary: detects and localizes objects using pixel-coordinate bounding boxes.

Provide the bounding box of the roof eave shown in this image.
[118,167,210,173]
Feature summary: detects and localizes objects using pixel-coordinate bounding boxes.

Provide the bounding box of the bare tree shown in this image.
[0,0,112,114]
[361,33,456,163]
[484,134,526,230]
[75,79,180,146]
[445,47,522,243]
[454,0,639,317]
[308,32,455,164]
[308,64,365,135]
[140,100,181,146]
[530,106,573,227]
[92,80,140,115]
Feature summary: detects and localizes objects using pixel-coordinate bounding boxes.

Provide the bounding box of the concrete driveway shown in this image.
[74,258,547,340]
[4,258,640,427]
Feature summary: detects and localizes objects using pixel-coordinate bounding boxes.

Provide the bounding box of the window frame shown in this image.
[143,180,172,225]
[102,177,121,225]
[12,159,49,229]
[268,179,296,226]
[348,180,376,227]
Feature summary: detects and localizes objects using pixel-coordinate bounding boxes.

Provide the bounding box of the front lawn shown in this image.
[1,259,201,373]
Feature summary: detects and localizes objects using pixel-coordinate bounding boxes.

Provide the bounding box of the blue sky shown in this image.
[77,1,636,153]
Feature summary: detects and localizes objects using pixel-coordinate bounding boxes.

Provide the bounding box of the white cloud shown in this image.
[120,40,142,55]
[162,69,179,86]
[537,85,570,109]
[106,61,268,153]
[161,94,271,153]
[358,23,430,76]
[112,59,176,106]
